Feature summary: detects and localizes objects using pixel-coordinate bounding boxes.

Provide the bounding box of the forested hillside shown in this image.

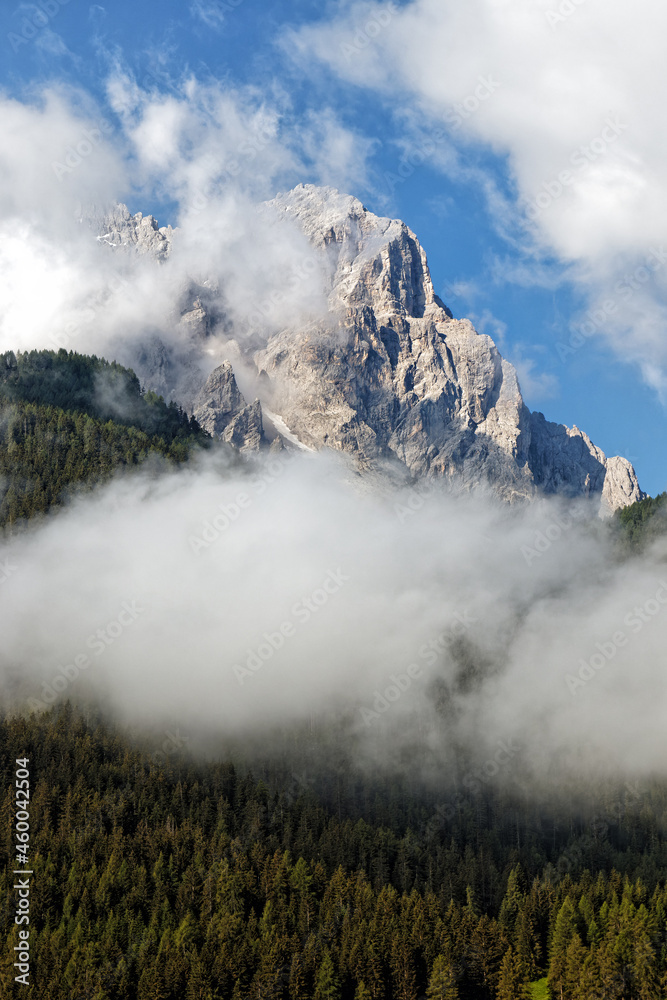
[2,351,667,998]
[2,708,667,999]
[615,492,667,550]
[1,347,664,553]
[0,350,209,528]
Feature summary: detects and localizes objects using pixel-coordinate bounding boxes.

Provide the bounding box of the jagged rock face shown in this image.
[90,206,221,409]
[95,186,644,510]
[193,362,263,453]
[257,185,643,509]
[602,456,644,512]
[94,204,174,259]
[270,185,444,321]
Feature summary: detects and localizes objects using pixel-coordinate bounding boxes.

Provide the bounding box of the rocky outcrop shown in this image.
[93,204,174,259]
[601,455,645,512]
[254,185,643,509]
[193,362,264,453]
[526,413,648,510]
[95,186,644,510]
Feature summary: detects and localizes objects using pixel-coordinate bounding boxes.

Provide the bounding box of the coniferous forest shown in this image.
[3,4,666,996]
[2,708,667,999]
[2,351,667,998]
[0,350,208,529]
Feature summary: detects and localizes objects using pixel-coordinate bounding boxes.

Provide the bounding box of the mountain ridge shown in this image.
[96,184,644,512]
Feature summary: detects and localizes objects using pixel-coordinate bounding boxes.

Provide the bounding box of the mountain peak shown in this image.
[269,184,438,320]
[258,186,643,509]
[95,183,643,511]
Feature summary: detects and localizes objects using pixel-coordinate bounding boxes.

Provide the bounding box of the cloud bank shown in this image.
[289,0,667,392]
[1,36,666,798]
[2,448,666,788]
[0,71,375,384]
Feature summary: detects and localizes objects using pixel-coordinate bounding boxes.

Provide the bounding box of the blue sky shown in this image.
[1,0,666,494]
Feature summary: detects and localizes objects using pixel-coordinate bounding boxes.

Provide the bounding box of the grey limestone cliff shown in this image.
[93,204,174,259]
[95,185,644,510]
[253,185,643,510]
[192,362,264,453]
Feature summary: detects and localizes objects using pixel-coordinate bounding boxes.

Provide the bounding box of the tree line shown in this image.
[0,349,209,529]
[2,708,667,998]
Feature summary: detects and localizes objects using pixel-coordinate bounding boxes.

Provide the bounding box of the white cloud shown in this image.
[489,254,568,292]
[469,307,508,347]
[512,352,559,403]
[34,30,70,57]
[0,87,128,230]
[471,307,559,402]
[293,108,378,195]
[0,52,664,785]
[2,450,667,782]
[290,0,667,391]
[0,72,375,379]
[189,0,234,30]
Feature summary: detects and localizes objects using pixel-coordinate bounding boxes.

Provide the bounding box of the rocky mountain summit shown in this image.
[92,203,174,259]
[193,362,264,454]
[97,185,644,511]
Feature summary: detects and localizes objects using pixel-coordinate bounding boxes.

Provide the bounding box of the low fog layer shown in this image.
[1,68,666,795]
[1,447,666,785]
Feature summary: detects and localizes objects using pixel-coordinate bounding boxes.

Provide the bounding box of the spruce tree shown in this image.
[426,954,459,1000]
[548,897,577,999]
[314,951,340,1000]
[495,948,530,1000]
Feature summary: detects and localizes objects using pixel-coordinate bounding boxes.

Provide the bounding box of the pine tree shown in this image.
[288,951,308,1000]
[548,897,577,999]
[515,905,539,980]
[467,914,506,992]
[564,934,587,997]
[426,954,459,1000]
[596,941,624,1000]
[314,951,340,1000]
[354,983,372,1000]
[572,951,602,1000]
[495,948,531,1000]
[630,909,658,1000]
[498,865,525,932]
